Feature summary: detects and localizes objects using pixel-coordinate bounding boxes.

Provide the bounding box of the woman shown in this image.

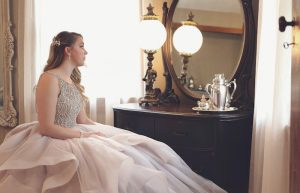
[0,31,226,193]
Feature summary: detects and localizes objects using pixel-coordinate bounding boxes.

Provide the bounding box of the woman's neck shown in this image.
[56,61,75,78]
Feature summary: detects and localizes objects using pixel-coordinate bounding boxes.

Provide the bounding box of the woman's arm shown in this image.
[36,74,101,139]
[76,104,96,125]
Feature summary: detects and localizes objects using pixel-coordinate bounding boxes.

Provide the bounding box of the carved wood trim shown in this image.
[0,0,18,127]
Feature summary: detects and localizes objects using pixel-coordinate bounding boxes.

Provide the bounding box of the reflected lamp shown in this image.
[139,4,167,106]
[173,12,203,85]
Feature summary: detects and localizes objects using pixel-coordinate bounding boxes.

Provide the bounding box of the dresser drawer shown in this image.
[173,147,214,179]
[115,111,155,138]
[156,118,215,149]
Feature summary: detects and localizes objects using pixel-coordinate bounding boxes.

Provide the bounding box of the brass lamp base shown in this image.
[139,88,161,106]
[178,54,191,85]
[139,51,161,106]
[139,97,159,106]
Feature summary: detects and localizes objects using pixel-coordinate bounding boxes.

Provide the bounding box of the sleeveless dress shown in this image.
[0,73,227,193]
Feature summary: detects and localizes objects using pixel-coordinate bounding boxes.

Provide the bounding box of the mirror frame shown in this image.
[162,0,256,108]
[0,0,18,127]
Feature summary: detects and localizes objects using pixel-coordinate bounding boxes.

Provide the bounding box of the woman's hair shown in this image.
[44,31,88,101]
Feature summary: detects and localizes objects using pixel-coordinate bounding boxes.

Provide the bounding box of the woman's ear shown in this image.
[64,47,71,56]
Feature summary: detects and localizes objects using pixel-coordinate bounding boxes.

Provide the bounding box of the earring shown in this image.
[68,54,71,61]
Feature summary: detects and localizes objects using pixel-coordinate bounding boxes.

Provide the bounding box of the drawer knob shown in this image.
[173,131,188,136]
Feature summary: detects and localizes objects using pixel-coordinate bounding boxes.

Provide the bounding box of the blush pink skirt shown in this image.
[0,122,226,193]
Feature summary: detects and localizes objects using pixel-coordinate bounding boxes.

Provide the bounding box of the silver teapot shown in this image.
[205,74,237,110]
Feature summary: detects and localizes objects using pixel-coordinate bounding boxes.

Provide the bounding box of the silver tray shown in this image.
[192,106,238,112]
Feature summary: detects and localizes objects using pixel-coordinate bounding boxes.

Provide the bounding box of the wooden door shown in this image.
[290,0,300,192]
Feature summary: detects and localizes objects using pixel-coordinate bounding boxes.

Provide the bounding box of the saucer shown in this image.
[192,106,238,112]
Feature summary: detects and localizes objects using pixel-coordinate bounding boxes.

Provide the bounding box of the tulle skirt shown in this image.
[0,121,227,193]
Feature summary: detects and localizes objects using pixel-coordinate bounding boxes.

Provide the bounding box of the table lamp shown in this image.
[173,12,203,85]
[139,4,167,106]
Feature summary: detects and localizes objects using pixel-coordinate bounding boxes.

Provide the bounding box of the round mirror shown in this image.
[163,0,256,103]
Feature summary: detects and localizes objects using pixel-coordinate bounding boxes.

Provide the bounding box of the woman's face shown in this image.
[70,37,88,66]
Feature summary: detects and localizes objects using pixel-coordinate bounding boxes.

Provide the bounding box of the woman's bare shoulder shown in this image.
[37,72,59,91]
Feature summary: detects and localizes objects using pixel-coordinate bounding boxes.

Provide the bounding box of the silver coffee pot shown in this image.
[205,74,237,110]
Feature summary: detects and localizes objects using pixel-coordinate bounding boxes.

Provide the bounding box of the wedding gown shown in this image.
[0,74,227,193]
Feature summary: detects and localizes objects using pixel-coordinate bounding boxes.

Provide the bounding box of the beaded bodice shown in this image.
[45,72,83,128]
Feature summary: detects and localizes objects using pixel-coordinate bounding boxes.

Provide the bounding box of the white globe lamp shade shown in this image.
[173,25,203,56]
[139,19,167,52]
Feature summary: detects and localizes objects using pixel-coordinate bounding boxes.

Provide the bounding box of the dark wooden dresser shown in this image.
[113,103,253,193]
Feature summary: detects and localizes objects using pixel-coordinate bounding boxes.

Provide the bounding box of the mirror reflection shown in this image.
[171,0,244,96]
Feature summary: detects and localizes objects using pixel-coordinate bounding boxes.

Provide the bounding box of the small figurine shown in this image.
[197,95,210,110]
[188,77,194,89]
[198,84,202,91]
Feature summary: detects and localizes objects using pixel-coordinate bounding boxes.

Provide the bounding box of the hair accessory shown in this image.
[52,37,61,47]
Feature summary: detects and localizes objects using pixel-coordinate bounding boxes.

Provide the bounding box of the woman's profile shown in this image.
[0,31,226,193]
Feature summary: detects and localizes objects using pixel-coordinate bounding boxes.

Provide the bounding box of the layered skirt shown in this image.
[0,122,226,193]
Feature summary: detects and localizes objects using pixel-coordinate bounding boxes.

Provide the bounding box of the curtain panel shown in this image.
[249,0,291,192]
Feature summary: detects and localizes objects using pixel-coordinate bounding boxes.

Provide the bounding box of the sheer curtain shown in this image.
[34,0,143,125]
[16,0,38,123]
[249,0,291,192]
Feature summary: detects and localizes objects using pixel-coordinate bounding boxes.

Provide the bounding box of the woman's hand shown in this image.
[80,131,106,138]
